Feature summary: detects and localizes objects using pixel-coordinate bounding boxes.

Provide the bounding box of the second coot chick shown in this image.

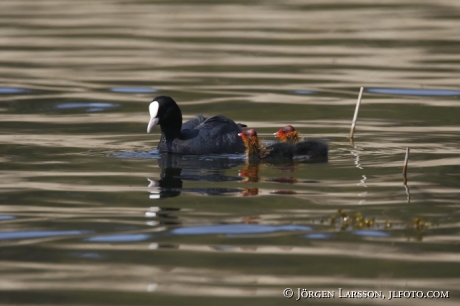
[274,125,328,158]
[238,129,295,160]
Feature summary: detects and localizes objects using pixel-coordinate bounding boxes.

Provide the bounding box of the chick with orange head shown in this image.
[274,125,328,158]
[238,129,295,160]
[274,125,299,143]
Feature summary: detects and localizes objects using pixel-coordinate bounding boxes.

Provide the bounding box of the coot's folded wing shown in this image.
[182,115,206,130]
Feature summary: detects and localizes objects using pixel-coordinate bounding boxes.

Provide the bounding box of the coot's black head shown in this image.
[147,96,183,133]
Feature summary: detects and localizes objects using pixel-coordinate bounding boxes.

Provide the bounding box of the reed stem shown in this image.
[402,147,410,201]
[402,147,410,176]
[350,87,364,139]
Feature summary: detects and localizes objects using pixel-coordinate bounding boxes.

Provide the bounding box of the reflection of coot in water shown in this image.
[238,129,295,160]
[274,125,328,159]
[148,167,183,199]
[156,153,244,180]
[147,96,246,154]
[148,153,245,199]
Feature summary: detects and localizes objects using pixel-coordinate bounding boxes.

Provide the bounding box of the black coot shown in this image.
[274,125,328,158]
[147,96,245,155]
[238,129,295,160]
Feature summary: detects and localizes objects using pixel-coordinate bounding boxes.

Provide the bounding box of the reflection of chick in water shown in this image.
[241,188,259,196]
[238,162,260,196]
[238,161,299,196]
[239,162,298,184]
[239,162,260,183]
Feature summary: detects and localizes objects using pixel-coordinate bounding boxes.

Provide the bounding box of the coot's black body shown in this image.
[147,96,245,155]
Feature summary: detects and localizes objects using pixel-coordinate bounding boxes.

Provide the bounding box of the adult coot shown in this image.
[238,129,295,160]
[274,125,328,158]
[147,96,245,154]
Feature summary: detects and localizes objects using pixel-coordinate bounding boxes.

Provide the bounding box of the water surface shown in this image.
[1,1,460,305]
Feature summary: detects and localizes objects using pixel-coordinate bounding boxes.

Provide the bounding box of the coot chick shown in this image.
[274,125,328,158]
[147,96,245,155]
[238,129,295,160]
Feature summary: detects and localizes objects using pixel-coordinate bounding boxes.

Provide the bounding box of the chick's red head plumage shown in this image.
[274,125,297,142]
[238,129,258,140]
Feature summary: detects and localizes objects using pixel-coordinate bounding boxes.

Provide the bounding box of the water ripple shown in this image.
[0,87,30,94]
[110,87,159,94]
[367,88,460,96]
[54,102,119,112]
[171,224,313,236]
[87,233,152,242]
[0,230,90,240]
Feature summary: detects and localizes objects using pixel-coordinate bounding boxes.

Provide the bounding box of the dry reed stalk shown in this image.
[402,147,410,176]
[350,87,364,139]
[403,147,410,186]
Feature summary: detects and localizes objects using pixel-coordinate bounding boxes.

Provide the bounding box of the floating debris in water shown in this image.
[334,209,375,230]
[407,217,433,232]
[324,209,434,239]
